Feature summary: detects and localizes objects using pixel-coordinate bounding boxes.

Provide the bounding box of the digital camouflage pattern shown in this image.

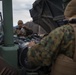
[27,24,75,67]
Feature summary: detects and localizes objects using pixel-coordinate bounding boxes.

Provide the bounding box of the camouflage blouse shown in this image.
[27,24,75,67]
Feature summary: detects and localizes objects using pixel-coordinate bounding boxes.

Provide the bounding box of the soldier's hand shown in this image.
[28,41,36,48]
[22,25,27,29]
[16,30,21,34]
[22,25,31,30]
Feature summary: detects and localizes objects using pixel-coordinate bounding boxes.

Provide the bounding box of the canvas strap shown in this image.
[70,24,76,61]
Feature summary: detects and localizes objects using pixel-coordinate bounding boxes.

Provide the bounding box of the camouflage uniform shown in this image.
[27,0,76,74]
[27,24,75,67]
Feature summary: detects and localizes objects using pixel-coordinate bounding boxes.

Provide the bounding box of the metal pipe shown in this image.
[2,0,14,46]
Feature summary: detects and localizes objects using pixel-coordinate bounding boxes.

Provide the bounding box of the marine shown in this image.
[26,0,76,75]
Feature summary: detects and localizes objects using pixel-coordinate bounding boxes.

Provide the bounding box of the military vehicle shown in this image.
[0,0,70,75]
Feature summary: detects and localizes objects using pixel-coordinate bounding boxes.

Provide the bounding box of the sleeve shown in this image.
[23,26,33,36]
[27,26,65,67]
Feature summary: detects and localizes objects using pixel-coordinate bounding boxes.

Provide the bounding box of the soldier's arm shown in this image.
[27,26,65,67]
[23,26,33,34]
